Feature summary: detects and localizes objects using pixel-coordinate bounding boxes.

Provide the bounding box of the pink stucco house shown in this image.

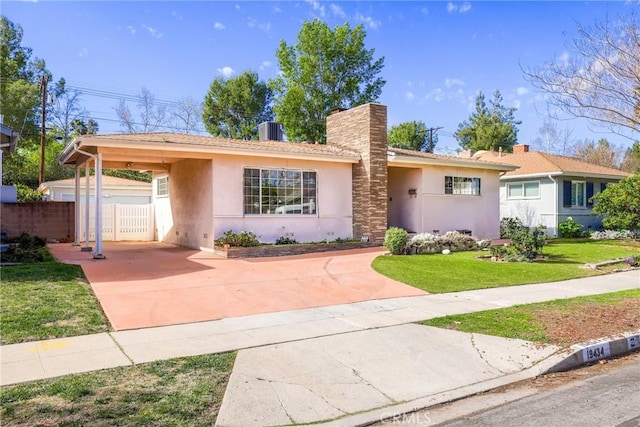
[60,103,516,254]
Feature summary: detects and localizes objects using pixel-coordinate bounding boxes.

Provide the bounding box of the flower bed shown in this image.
[407,231,491,254]
[213,241,379,259]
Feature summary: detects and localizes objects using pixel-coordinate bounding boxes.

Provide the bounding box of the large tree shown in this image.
[572,138,623,169]
[0,16,47,136]
[524,13,640,139]
[271,19,385,143]
[621,142,640,172]
[388,121,438,152]
[455,90,521,152]
[591,173,640,234]
[202,70,272,139]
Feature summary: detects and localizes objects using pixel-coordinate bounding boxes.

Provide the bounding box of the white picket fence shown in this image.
[79,204,154,242]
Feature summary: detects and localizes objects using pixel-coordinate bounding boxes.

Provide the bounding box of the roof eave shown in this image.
[388,154,518,171]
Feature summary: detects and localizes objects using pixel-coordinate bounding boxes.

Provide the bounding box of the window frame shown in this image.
[243,167,318,216]
[444,176,481,196]
[506,181,540,200]
[571,180,586,207]
[156,176,169,197]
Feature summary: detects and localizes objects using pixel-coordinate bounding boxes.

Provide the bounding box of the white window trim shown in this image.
[156,176,169,198]
[243,167,319,216]
[445,176,481,196]
[571,180,586,207]
[506,181,540,200]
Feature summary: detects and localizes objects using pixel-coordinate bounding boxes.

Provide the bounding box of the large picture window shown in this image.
[244,168,317,215]
[445,176,481,195]
[507,181,539,199]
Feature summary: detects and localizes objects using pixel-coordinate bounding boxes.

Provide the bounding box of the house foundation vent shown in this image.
[259,122,284,141]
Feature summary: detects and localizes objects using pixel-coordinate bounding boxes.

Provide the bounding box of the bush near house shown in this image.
[214,230,261,247]
[383,227,408,255]
[558,217,583,238]
[409,231,490,254]
[499,217,528,239]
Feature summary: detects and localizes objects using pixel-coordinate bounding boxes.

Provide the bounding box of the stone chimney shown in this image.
[513,144,530,154]
[326,103,388,243]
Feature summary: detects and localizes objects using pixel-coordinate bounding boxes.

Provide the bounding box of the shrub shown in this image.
[624,255,640,267]
[0,233,47,263]
[16,184,45,202]
[275,236,298,245]
[384,227,408,255]
[558,217,583,238]
[409,231,489,254]
[510,226,547,261]
[500,217,527,239]
[214,230,261,247]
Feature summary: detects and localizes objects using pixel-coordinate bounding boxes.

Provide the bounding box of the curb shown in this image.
[318,330,640,427]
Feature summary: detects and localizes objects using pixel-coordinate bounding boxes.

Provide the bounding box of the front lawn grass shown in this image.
[372,239,639,293]
[420,289,640,346]
[0,259,110,345]
[0,352,236,426]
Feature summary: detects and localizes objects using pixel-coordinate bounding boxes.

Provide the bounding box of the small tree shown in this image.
[590,174,640,235]
[388,121,438,152]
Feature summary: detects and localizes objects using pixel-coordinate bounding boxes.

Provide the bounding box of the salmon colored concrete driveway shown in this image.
[48,242,425,331]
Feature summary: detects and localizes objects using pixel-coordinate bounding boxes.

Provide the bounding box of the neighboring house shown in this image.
[59,103,516,251]
[0,122,19,203]
[474,145,629,236]
[39,175,152,204]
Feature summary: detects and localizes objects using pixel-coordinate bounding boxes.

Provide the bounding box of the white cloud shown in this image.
[444,78,465,88]
[214,22,226,30]
[78,48,88,57]
[127,25,136,35]
[356,13,381,30]
[330,3,346,18]
[426,88,444,102]
[218,66,235,77]
[405,91,415,101]
[141,24,163,39]
[447,2,472,14]
[259,22,271,32]
[259,61,272,70]
[171,11,183,20]
[305,0,325,17]
[516,87,530,96]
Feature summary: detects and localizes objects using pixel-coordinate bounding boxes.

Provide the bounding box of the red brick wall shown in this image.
[326,103,388,243]
[1,202,75,241]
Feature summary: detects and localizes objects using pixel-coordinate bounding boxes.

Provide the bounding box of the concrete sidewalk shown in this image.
[1,270,639,426]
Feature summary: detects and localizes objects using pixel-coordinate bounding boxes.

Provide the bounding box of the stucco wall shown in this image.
[1,202,75,241]
[155,159,214,249]
[417,166,502,239]
[210,154,353,244]
[388,167,421,232]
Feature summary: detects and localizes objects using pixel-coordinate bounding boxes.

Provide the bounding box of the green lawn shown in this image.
[0,260,110,345]
[420,289,640,345]
[0,352,236,426]
[372,239,639,293]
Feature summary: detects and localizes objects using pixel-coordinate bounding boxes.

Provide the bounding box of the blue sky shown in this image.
[3,1,637,153]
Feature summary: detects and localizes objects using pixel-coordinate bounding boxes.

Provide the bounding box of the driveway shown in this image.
[48,242,425,331]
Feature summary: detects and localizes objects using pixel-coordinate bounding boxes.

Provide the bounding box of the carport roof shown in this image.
[59,132,361,171]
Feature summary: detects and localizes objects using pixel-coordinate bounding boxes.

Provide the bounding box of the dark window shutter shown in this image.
[563,180,572,207]
[600,182,608,192]
[586,182,594,207]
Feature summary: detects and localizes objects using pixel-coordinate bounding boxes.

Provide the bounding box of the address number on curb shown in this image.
[581,342,611,362]
[627,334,640,350]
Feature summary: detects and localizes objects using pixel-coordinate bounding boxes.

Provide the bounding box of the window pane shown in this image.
[245,168,317,215]
[523,182,539,197]
[508,184,523,198]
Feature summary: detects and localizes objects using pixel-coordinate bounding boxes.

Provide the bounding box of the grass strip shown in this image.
[0,352,236,426]
[420,289,640,346]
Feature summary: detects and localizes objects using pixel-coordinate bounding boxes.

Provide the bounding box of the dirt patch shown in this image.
[532,299,640,346]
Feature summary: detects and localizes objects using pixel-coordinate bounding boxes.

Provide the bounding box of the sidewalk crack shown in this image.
[108,333,134,365]
[269,381,296,425]
[470,333,507,375]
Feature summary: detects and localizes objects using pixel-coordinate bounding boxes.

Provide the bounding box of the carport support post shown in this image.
[82,162,92,252]
[93,153,105,259]
[72,166,80,246]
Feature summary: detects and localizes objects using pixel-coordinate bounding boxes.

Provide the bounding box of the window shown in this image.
[507,181,539,199]
[445,176,481,195]
[571,181,586,207]
[243,168,317,215]
[157,176,169,197]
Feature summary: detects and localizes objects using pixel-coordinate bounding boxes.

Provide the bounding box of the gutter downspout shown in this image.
[548,175,558,237]
[68,140,106,260]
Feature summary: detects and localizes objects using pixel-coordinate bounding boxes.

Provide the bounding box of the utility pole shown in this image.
[39,75,49,185]
[427,127,443,153]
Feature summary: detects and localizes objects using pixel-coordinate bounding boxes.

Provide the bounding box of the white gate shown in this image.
[79,204,154,242]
